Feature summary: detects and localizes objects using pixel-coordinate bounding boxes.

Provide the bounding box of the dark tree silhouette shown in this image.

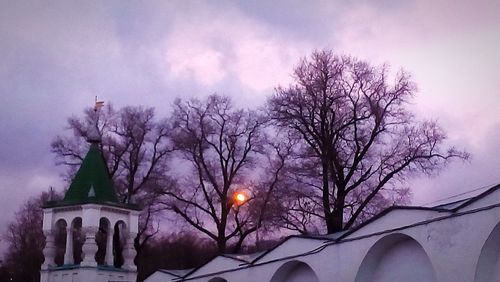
[137,232,217,281]
[161,95,282,253]
[3,192,56,282]
[268,50,469,233]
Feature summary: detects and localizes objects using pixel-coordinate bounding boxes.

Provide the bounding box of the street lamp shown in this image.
[233,191,248,206]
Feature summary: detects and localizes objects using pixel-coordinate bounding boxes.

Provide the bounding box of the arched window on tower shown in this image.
[113,221,127,268]
[54,219,67,266]
[96,217,112,265]
[71,217,84,265]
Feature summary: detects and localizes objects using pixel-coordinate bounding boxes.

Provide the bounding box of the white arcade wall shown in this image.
[145,184,500,282]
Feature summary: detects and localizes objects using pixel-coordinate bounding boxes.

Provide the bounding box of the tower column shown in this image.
[63,226,74,265]
[122,232,137,271]
[81,226,98,267]
[105,226,114,265]
[42,230,56,269]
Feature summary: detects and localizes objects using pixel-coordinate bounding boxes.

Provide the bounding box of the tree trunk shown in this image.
[328,208,343,233]
[217,208,227,253]
[327,190,345,233]
[233,236,245,253]
[322,157,342,233]
[216,236,226,253]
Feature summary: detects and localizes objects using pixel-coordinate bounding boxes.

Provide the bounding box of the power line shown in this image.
[421,182,497,207]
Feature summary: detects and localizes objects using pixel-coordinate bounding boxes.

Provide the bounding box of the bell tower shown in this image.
[40,106,140,282]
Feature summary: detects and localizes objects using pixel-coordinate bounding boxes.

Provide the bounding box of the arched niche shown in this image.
[208,277,228,282]
[53,219,67,266]
[96,217,112,265]
[474,221,500,281]
[270,260,319,282]
[71,217,83,265]
[355,233,437,282]
[113,220,127,268]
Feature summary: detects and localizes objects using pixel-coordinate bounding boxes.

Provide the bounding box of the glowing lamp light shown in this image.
[234,192,247,205]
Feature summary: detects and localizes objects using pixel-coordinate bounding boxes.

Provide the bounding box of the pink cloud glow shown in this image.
[0,0,499,239]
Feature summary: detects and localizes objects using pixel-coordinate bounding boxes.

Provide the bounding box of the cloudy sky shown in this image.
[1,0,500,241]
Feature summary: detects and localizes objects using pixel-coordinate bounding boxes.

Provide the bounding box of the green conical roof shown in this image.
[62,143,119,204]
[44,116,140,211]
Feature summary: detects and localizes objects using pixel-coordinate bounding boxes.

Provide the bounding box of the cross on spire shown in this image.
[86,97,104,143]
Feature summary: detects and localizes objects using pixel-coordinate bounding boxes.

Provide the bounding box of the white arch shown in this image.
[113,220,128,268]
[474,221,500,281]
[54,217,65,228]
[68,217,83,265]
[54,218,68,230]
[99,217,111,228]
[208,277,228,282]
[53,218,68,266]
[270,260,319,282]
[70,217,82,228]
[54,216,74,229]
[355,233,437,282]
[97,217,113,265]
[114,219,128,232]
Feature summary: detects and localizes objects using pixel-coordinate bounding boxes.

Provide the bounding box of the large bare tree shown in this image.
[161,95,280,253]
[268,50,469,233]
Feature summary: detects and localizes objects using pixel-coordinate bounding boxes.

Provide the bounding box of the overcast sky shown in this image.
[1,0,500,243]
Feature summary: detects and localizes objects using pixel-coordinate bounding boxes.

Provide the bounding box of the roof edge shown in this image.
[452,183,500,211]
[43,199,141,211]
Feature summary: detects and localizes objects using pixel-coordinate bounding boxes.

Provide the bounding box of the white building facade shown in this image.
[146,184,500,282]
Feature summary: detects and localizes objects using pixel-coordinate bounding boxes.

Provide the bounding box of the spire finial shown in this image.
[86,97,104,143]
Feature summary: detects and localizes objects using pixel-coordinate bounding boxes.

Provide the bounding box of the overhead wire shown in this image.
[420,181,497,207]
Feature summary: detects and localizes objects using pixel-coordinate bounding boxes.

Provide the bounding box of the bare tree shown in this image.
[268,50,469,233]
[230,140,292,252]
[137,232,217,281]
[161,95,278,253]
[51,104,173,254]
[3,192,58,282]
